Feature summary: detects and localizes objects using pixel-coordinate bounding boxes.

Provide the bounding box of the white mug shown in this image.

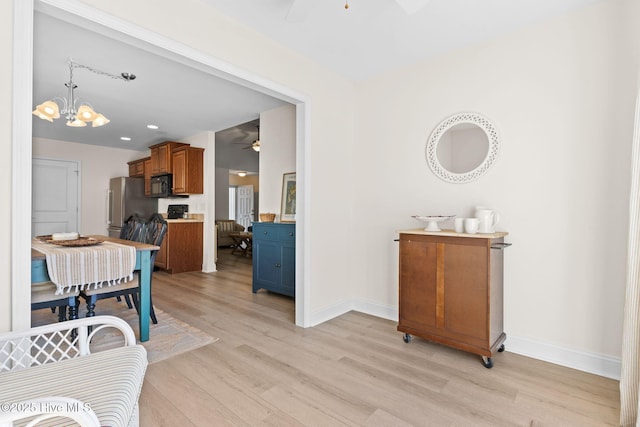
[454,218,465,233]
[464,218,479,234]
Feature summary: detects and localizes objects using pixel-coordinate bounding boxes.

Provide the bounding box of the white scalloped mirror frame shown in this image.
[426,112,500,183]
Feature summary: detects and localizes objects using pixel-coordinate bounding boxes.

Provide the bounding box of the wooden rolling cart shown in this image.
[397,229,511,368]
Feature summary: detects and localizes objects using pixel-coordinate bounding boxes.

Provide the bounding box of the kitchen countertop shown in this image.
[164,218,204,223]
[162,213,204,223]
[398,228,508,239]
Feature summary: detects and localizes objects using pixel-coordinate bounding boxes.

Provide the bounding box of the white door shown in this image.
[236,185,254,230]
[32,158,79,236]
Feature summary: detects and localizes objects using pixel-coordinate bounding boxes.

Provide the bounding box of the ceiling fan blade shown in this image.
[394,0,431,14]
[286,0,315,22]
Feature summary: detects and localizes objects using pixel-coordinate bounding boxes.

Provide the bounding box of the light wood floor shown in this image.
[141,248,620,426]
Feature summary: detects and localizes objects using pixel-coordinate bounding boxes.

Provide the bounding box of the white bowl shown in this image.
[412,215,456,231]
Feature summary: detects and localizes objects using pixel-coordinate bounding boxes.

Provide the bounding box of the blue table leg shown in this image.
[138,251,151,342]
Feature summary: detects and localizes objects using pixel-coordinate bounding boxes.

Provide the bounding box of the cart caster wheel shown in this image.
[498,344,505,352]
[482,356,493,369]
[403,333,412,343]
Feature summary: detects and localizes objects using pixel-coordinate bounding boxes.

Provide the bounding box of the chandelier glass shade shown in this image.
[33,59,134,128]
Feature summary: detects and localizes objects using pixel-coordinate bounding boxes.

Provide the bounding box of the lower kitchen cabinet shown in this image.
[252,222,295,297]
[155,221,203,274]
[397,230,510,368]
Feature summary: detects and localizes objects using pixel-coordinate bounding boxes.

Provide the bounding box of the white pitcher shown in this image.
[475,207,500,233]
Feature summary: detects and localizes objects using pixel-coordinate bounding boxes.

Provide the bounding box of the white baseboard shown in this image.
[351,299,398,321]
[308,300,353,327]
[309,298,621,380]
[505,335,621,380]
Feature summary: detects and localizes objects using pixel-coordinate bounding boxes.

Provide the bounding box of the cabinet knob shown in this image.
[275,263,281,268]
[263,231,268,235]
[289,233,294,236]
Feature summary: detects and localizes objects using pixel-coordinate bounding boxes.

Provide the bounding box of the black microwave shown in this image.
[150,174,172,198]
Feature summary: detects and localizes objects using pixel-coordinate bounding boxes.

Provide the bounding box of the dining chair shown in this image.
[80,214,166,324]
[31,280,79,322]
[80,215,148,319]
[117,215,146,309]
[129,214,167,324]
[120,214,146,241]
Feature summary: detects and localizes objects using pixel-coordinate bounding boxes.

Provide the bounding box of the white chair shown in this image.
[0,397,101,426]
[0,315,147,427]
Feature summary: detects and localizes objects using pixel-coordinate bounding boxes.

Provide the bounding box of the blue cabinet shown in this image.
[252,222,295,297]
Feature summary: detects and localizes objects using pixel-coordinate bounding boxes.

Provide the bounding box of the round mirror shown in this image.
[426,112,500,183]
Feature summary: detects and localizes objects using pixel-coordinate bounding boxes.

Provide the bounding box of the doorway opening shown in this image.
[12,0,311,329]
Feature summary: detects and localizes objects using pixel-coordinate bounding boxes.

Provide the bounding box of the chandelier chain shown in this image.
[68,59,135,82]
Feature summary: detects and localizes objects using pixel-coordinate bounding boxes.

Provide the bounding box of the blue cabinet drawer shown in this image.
[254,228,278,240]
[276,227,295,241]
[252,223,295,242]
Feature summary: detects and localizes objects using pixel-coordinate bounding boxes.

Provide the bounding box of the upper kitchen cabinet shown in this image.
[172,146,204,195]
[149,141,188,176]
[127,158,146,177]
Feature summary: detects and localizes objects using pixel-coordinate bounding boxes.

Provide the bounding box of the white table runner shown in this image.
[32,238,136,295]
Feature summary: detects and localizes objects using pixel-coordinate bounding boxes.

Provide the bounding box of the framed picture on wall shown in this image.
[280,172,296,223]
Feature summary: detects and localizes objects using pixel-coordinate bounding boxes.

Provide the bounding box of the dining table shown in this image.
[31,235,159,342]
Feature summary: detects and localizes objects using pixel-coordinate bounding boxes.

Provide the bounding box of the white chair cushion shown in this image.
[82,280,139,297]
[0,345,147,427]
[31,281,79,304]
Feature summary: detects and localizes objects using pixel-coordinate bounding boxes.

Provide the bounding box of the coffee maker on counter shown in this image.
[167,204,189,219]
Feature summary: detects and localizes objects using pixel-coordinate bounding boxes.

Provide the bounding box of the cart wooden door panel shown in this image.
[398,238,437,331]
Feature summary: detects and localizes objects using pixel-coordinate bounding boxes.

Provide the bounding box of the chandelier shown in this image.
[32,59,136,128]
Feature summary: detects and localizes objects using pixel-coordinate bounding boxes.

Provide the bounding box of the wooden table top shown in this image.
[397,228,509,239]
[31,235,159,260]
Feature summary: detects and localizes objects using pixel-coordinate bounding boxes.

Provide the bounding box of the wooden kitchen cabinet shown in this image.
[397,230,509,368]
[128,156,152,194]
[143,157,152,196]
[172,146,204,194]
[127,158,146,177]
[149,141,188,176]
[252,222,295,297]
[155,220,203,274]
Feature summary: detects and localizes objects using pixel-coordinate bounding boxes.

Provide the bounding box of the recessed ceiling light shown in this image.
[147,124,159,130]
[120,137,131,141]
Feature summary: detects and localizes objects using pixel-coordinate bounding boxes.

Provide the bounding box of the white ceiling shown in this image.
[201,0,603,80]
[32,0,601,152]
[32,11,286,152]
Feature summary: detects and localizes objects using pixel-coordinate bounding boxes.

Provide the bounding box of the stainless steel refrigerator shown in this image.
[107,177,158,238]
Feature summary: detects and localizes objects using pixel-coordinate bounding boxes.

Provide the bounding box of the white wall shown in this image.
[259,104,296,220]
[32,137,143,234]
[215,168,231,220]
[1,0,15,331]
[351,0,640,377]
